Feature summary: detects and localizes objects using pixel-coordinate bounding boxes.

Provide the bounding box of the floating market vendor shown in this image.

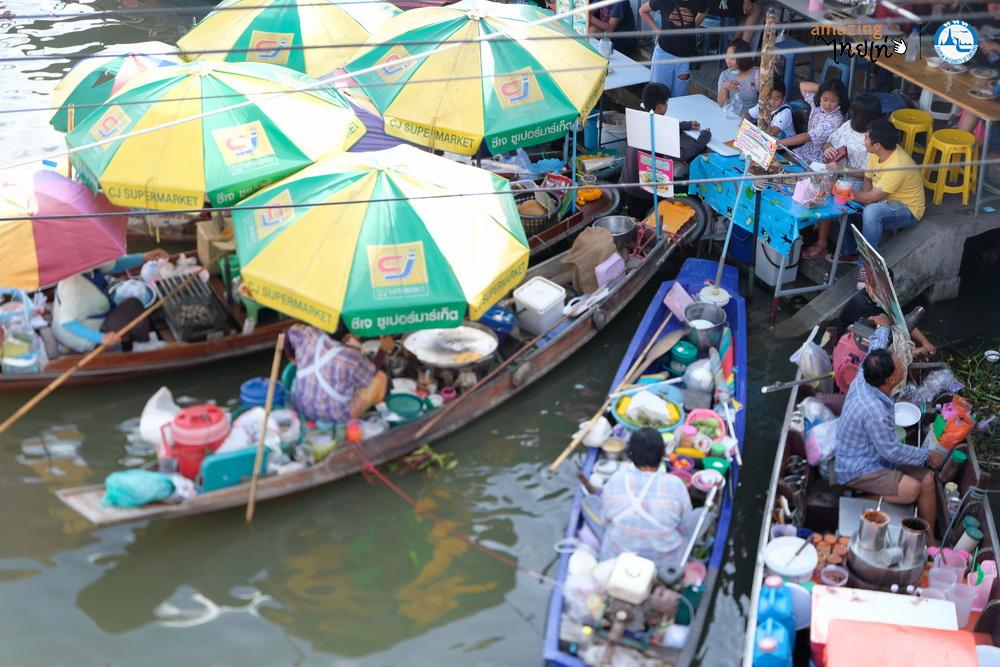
[52,249,168,353]
[834,316,943,542]
[583,428,701,567]
[619,83,711,214]
[837,268,936,358]
[284,323,392,425]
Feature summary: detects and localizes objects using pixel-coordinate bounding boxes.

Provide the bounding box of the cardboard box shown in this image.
[196,216,235,274]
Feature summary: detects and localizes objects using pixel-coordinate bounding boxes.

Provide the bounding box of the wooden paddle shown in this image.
[550,314,682,471]
[0,273,198,437]
[245,332,285,523]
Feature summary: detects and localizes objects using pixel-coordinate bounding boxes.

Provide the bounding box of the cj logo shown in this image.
[368,241,428,291]
[226,127,259,157]
[90,105,131,145]
[248,30,293,66]
[254,190,294,239]
[377,251,417,281]
[375,46,412,83]
[494,68,543,109]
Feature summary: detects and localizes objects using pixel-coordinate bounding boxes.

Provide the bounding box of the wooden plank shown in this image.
[875,58,1000,121]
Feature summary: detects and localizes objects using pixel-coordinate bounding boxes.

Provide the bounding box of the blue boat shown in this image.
[543,258,748,666]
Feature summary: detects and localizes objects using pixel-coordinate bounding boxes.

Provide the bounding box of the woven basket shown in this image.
[514,191,559,236]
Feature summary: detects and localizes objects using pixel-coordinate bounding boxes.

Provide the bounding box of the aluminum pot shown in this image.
[593,215,637,256]
[684,302,726,352]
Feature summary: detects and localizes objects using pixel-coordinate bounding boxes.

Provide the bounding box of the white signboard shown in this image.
[734,119,778,168]
[625,108,681,159]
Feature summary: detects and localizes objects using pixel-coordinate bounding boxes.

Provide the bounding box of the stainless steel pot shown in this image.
[593,215,637,257]
[684,302,726,352]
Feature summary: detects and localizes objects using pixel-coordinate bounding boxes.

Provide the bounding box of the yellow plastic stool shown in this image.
[890,109,934,157]
[921,129,977,206]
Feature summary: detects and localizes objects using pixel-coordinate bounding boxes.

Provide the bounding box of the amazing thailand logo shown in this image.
[494,68,544,110]
[247,30,293,66]
[90,105,132,147]
[934,20,979,65]
[368,241,429,299]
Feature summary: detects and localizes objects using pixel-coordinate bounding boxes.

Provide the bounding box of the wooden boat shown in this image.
[57,221,696,526]
[542,257,749,666]
[741,361,1000,665]
[1,197,617,392]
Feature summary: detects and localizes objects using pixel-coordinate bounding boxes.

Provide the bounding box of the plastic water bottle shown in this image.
[906,28,920,63]
[753,618,792,667]
[946,482,962,519]
[757,575,796,639]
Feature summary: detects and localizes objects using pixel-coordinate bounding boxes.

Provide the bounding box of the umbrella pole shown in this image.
[649,110,661,240]
[67,105,74,180]
[0,273,197,436]
[245,332,285,523]
[571,120,579,215]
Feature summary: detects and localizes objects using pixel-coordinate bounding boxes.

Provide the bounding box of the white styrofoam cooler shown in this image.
[513,276,566,336]
[756,238,802,287]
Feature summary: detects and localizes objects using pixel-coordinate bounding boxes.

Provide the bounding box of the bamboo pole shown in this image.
[0,273,197,436]
[550,314,674,471]
[245,332,285,523]
[757,10,779,134]
[67,105,75,180]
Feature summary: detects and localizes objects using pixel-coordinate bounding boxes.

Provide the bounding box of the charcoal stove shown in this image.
[154,275,235,342]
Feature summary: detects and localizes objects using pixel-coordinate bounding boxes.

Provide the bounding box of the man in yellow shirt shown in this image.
[842,119,925,289]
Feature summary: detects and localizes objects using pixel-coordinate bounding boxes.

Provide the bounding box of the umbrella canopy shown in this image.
[343,0,607,156]
[0,170,128,290]
[50,42,182,133]
[65,61,366,211]
[233,145,529,336]
[178,0,401,77]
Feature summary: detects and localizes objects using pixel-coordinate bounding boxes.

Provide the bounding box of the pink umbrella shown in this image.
[0,170,128,290]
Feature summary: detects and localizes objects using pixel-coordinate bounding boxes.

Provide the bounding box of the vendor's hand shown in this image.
[143,248,169,262]
[823,146,839,161]
[101,332,121,347]
[377,335,394,354]
[871,313,891,328]
[725,80,741,91]
[928,451,945,469]
[914,343,937,358]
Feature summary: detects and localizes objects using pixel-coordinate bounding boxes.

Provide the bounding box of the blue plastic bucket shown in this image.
[240,377,286,409]
[478,306,517,344]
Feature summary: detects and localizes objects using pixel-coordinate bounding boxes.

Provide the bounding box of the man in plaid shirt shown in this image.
[285,324,391,425]
[834,314,943,541]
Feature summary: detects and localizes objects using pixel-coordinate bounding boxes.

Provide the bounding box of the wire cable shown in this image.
[3,158,997,223]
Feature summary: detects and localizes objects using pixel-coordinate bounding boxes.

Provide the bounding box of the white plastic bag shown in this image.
[790,326,833,393]
[625,391,670,427]
[799,397,835,428]
[139,387,181,446]
[804,417,839,466]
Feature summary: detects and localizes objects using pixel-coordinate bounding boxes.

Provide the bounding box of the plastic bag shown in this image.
[102,469,174,508]
[939,396,975,448]
[804,418,839,466]
[916,368,964,403]
[626,391,670,426]
[139,386,180,446]
[790,329,833,393]
[800,397,835,431]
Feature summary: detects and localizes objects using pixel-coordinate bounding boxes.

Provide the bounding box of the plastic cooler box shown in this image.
[197,447,269,493]
[513,277,565,336]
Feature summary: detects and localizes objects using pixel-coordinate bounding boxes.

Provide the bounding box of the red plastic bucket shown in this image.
[161,405,229,479]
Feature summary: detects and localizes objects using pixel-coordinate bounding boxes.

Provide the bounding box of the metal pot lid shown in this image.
[401,322,498,369]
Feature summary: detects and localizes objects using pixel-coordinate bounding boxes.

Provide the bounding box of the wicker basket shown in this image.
[514,191,559,236]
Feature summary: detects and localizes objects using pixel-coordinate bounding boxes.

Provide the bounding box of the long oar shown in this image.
[0,273,197,437]
[760,372,834,394]
[245,332,285,523]
[550,314,680,471]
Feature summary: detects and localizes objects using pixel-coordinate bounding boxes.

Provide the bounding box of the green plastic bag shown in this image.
[102,470,174,508]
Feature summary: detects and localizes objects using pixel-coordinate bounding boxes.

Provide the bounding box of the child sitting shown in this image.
[742,79,793,139]
[780,79,847,164]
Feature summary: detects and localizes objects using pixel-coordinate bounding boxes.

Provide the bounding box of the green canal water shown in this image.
[2,3,999,664]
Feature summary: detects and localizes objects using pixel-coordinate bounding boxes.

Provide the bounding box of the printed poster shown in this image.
[734,119,778,168]
[637,151,674,198]
[572,0,589,37]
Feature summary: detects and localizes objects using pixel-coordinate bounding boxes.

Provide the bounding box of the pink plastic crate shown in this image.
[595,253,625,288]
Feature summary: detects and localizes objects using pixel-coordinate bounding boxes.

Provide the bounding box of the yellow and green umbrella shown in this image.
[50,42,181,133]
[233,145,529,336]
[65,61,366,211]
[178,0,401,77]
[344,0,607,156]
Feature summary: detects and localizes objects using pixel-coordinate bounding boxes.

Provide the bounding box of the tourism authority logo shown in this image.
[934,20,979,64]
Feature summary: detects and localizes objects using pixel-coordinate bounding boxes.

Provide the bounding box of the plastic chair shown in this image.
[820,58,850,86]
[921,129,977,206]
[776,39,816,100]
[890,108,934,157]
